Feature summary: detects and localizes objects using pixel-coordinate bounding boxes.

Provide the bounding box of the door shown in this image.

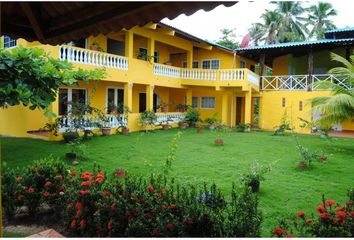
[236,97,242,125]
[139,93,158,112]
[107,39,125,56]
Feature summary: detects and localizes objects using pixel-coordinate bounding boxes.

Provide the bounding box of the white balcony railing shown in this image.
[261,74,352,91]
[247,70,260,86]
[155,112,186,125]
[59,45,128,70]
[181,69,217,80]
[219,69,245,81]
[153,63,180,78]
[58,114,127,132]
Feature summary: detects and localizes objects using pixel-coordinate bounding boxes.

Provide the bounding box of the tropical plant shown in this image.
[184,107,200,127]
[215,28,240,50]
[306,2,337,39]
[311,52,354,128]
[240,161,272,192]
[235,123,250,132]
[139,110,157,132]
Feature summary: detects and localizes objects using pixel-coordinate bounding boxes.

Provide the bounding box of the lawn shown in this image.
[1,128,354,236]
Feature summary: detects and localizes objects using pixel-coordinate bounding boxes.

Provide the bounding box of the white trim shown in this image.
[200,96,216,109]
[58,87,88,115]
[201,58,220,69]
[106,86,124,112]
[1,35,17,49]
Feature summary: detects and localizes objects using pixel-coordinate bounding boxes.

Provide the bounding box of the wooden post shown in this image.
[259,53,265,90]
[307,50,313,91]
[0,2,3,237]
[125,31,134,58]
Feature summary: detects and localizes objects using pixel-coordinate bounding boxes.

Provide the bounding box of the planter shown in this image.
[298,162,308,170]
[161,124,169,130]
[214,138,224,146]
[209,124,216,130]
[121,128,129,135]
[160,106,168,113]
[65,152,76,161]
[179,123,188,129]
[248,179,260,193]
[197,128,203,134]
[101,127,111,136]
[319,156,327,162]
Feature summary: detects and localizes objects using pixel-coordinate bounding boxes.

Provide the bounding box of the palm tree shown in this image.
[306,2,337,39]
[311,52,354,128]
[271,1,308,42]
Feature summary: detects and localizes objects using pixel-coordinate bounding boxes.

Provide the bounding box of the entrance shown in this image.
[235,97,243,125]
[139,93,158,112]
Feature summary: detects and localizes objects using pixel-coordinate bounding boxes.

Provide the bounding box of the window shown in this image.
[282,98,286,107]
[299,101,303,111]
[138,47,159,63]
[2,36,17,49]
[202,59,220,69]
[201,97,215,109]
[107,88,124,113]
[193,60,199,68]
[240,60,246,68]
[192,96,198,108]
[58,88,87,115]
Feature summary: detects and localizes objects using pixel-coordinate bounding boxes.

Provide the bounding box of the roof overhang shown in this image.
[2,1,237,45]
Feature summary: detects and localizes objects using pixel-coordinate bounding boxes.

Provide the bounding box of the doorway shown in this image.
[139,93,158,112]
[235,97,243,125]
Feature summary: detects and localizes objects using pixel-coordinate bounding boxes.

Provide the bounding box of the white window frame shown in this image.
[59,87,88,115]
[192,96,198,108]
[182,60,199,68]
[202,59,220,69]
[200,96,216,109]
[106,86,124,112]
[240,59,246,68]
[2,35,17,49]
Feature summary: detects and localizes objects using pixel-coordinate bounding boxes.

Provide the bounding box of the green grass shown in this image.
[1,129,354,236]
[3,232,28,238]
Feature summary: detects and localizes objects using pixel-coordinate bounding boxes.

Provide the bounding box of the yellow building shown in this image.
[0,25,353,140]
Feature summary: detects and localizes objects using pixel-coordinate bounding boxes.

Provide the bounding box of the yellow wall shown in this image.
[272,55,289,75]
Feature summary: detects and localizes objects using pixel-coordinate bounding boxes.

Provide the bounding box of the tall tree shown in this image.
[271,1,308,42]
[215,28,240,50]
[306,2,337,39]
[311,52,354,128]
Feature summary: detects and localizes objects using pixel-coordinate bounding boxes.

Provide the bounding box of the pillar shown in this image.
[147,37,155,63]
[244,90,252,126]
[124,82,133,112]
[221,92,229,125]
[307,50,313,91]
[259,53,265,89]
[186,89,192,106]
[125,31,134,58]
[186,49,193,68]
[146,85,154,111]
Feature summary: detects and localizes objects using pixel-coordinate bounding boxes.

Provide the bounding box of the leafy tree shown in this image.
[306,2,337,39]
[216,28,239,50]
[0,46,106,116]
[311,52,354,127]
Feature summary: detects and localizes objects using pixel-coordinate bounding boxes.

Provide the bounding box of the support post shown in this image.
[244,90,252,129]
[259,53,265,89]
[146,85,154,111]
[221,92,229,125]
[124,83,133,112]
[125,31,134,58]
[147,37,155,63]
[186,49,193,68]
[186,89,192,106]
[307,49,313,91]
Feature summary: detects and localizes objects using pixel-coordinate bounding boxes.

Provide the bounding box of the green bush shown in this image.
[235,123,250,132]
[63,131,80,143]
[185,108,200,127]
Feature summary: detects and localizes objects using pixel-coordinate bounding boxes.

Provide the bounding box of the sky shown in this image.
[162,0,354,43]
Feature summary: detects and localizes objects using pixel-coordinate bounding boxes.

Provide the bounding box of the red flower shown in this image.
[44,181,52,188]
[79,190,86,196]
[75,210,81,219]
[76,202,83,211]
[42,191,49,197]
[56,175,63,180]
[16,176,23,182]
[103,191,110,197]
[169,204,176,209]
[71,170,77,176]
[315,205,325,213]
[326,200,335,207]
[306,219,313,224]
[335,206,345,212]
[147,186,154,192]
[81,172,93,180]
[28,187,35,193]
[319,213,330,220]
[115,169,125,179]
[162,204,167,209]
[16,194,25,201]
[166,223,174,232]
[81,181,92,187]
[111,204,117,211]
[80,219,86,229]
[107,220,113,231]
[337,211,346,218]
[95,172,105,183]
[347,201,353,205]
[272,228,285,236]
[152,228,161,237]
[297,211,305,218]
[350,211,354,217]
[285,234,294,238]
[71,220,76,229]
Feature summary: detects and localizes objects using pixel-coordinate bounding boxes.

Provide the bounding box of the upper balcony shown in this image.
[58,45,260,91]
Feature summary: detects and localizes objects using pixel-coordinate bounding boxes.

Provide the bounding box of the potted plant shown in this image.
[204,116,220,130]
[196,119,205,133]
[178,119,188,129]
[235,123,250,132]
[139,110,157,132]
[176,103,189,112]
[160,117,172,130]
[96,109,111,136]
[89,41,104,52]
[240,161,271,193]
[65,140,87,161]
[185,107,200,127]
[157,99,168,113]
[214,138,224,145]
[115,106,130,135]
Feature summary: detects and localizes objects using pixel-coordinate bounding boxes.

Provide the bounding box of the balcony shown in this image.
[58,45,260,91]
[261,74,352,91]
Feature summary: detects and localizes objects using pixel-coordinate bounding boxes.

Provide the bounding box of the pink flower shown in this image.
[115,169,125,179]
[71,220,76,229]
[28,187,35,193]
[42,191,49,197]
[44,181,52,188]
[169,204,176,209]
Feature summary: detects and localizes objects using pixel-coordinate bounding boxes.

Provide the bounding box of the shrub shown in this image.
[235,123,250,132]
[63,131,80,143]
[184,108,200,127]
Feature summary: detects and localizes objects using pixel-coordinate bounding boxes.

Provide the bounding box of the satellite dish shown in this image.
[240,33,251,48]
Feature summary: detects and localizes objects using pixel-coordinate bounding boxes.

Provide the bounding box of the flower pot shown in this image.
[214,138,224,146]
[248,179,260,193]
[298,162,308,170]
[65,152,76,161]
[102,127,111,136]
[197,128,203,134]
[179,123,188,129]
[319,156,327,162]
[122,128,129,135]
[162,124,169,130]
[161,106,168,113]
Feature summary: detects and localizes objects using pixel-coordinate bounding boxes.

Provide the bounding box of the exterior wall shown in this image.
[272,55,289,75]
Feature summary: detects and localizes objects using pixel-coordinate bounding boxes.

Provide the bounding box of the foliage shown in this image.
[164,131,182,172]
[184,107,200,126]
[272,191,354,237]
[63,132,80,143]
[311,52,354,128]
[175,103,189,112]
[0,46,105,115]
[306,2,337,39]
[274,111,292,135]
[67,140,88,160]
[240,161,272,186]
[215,28,239,50]
[139,110,157,132]
[235,123,250,132]
[204,115,220,125]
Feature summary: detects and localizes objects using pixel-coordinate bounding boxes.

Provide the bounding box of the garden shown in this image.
[2,125,354,237]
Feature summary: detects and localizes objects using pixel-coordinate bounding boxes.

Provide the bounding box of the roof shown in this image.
[158,22,234,53]
[325,27,354,34]
[324,27,354,39]
[2,2,237,45]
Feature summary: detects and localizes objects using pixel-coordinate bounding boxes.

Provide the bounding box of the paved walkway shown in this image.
[27,229,63,238]
[328,130,354,138]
